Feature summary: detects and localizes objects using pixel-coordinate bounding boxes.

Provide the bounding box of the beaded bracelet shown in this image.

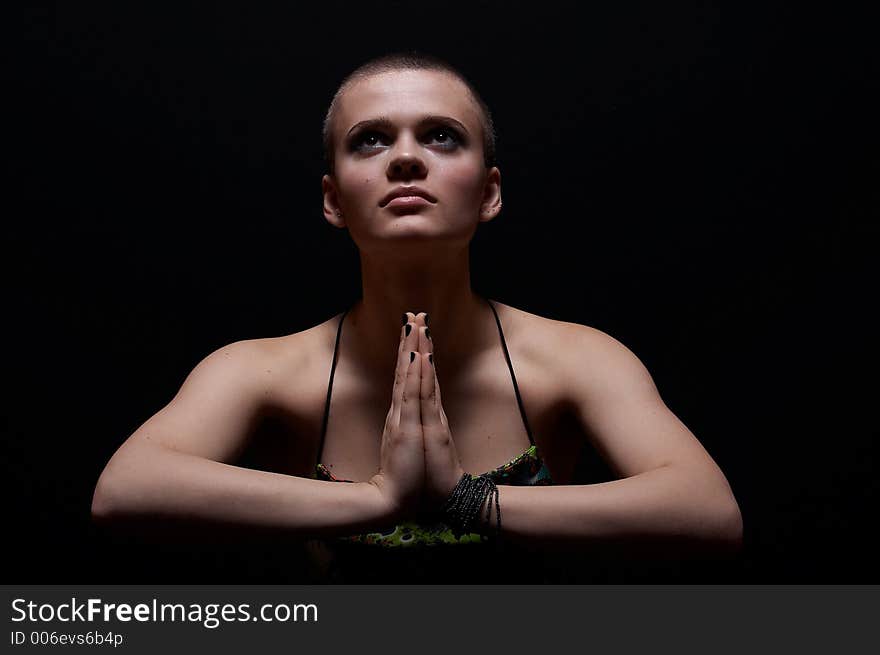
[442,473,502,538]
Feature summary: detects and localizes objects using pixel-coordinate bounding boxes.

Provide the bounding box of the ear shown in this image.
[478,167,502,223]
[322,174,347,228]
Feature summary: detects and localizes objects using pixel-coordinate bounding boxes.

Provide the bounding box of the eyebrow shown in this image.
[345,115,471,139]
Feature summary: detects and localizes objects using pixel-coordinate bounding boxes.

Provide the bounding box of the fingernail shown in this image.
[425,327,431,340]
[428,353,433,365]
[424,313,430,326]
[401,313,408,326]
[405,323,412,336]
[410,351,415,362]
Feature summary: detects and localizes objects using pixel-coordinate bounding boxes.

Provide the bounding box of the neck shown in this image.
[344,246,496,378]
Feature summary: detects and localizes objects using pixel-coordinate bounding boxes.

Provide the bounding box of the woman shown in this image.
[92,53,742,582]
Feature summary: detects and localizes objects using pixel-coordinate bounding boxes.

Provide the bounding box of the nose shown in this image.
[386,135,427,180]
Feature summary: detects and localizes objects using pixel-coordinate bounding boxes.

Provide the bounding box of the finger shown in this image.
[390,318,415,426]
[420,352,443,430]
[397,314,414,355]
[432,362,449,428]
[382,404,393,445]
[431,354,449,428]
[400,350,422,435]
[418,325,433,354]
[411,312,427,336]
[405,314,421,352]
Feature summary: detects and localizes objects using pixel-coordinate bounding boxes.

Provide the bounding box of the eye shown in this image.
[425,127,462,149]
[350,130,389,152]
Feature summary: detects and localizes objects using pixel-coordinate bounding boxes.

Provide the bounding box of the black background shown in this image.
[7,2,878,582]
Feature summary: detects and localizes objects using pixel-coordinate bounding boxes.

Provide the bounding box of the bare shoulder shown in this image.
[115,313,343,465]
[492,301,656,401]
[489,301,572,366]
[200,314,342,406]
[492,300,620,365]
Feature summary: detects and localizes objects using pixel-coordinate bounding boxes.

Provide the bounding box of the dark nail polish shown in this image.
[410,351,415,362]
[424,313,430,326]
[425,328,431,340]
[401,313,408,326]
[428,353,433,365]
[405,323,412,336]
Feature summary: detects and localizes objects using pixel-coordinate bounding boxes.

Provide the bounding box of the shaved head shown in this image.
[323,52,496,174]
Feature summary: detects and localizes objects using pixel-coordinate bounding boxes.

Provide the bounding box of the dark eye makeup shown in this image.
[425,127,463,148]
[349,130,388,150]
[347,124,465,153]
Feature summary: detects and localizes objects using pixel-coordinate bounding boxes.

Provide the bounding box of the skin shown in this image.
[91,69,743,557]
[321,70,503,377]
[320,69,495,505]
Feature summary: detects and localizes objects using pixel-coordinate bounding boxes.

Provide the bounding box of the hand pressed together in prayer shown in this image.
[367,312,466,521]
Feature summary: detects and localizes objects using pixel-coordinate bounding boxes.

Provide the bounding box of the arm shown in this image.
[486,326,743,553]
[91,339,388,540]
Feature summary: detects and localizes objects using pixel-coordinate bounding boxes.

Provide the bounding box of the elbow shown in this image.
[701,494,743,555]
[91,440,163,525]
[91,469,123,525]
[92,459,145,526]
[679,467,743,554]
[719,499,744,552]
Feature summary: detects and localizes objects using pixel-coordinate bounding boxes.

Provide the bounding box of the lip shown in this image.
[379,186,437,208]
[385,196,433,209]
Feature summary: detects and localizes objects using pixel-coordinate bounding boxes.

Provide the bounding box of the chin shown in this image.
[361,228,468,253]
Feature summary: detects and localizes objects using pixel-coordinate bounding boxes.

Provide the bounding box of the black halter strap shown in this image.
[316,297,536,464]
[484,297,536,447]
[317,306,350,462]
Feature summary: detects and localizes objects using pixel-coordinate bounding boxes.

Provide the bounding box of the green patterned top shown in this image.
[309,297,554,581]
[314,444,553,547]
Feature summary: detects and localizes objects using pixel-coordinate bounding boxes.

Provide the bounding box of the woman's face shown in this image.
[323,69,500,253]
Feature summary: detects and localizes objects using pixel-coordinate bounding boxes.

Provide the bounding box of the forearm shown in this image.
[484,465,743,553]
[91,440,387,539]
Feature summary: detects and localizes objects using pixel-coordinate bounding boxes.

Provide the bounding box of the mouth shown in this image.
[384,196,433,210]
[379,186,437,208]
